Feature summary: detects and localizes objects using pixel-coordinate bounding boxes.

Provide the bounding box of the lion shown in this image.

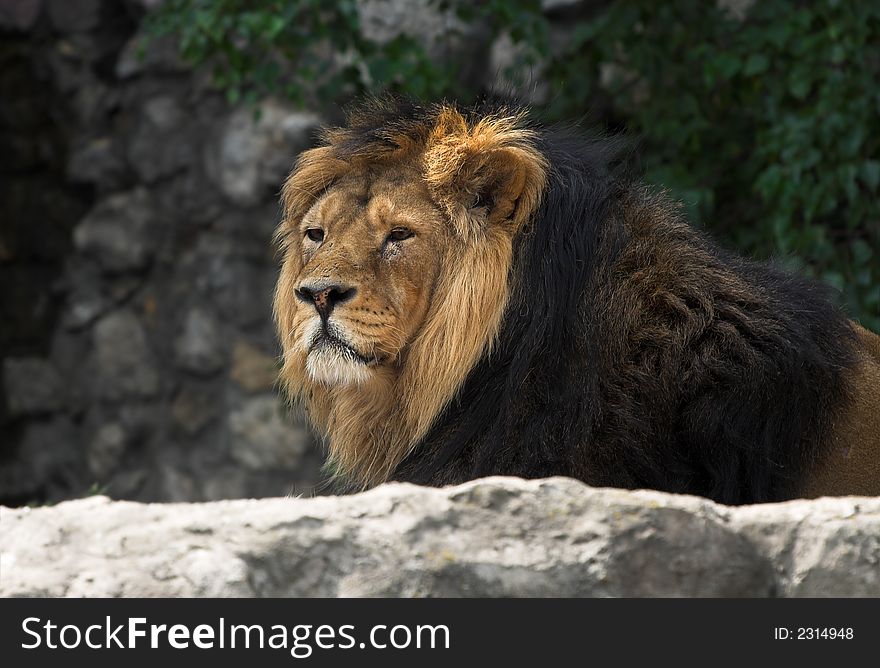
[273,97,880,505]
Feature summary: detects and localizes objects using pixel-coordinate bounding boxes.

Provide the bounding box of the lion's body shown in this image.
[802,324,880,498]
[274,98,880,504]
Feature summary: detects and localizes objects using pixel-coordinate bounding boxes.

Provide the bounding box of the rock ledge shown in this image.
[2,477,878,597]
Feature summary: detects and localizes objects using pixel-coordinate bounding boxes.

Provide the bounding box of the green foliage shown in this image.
[146,0,464,104]
[146,0,879,330]
[551,0,879,330]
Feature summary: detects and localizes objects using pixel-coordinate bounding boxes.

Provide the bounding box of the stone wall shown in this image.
[0,0,326,505]
[2,477,878,597]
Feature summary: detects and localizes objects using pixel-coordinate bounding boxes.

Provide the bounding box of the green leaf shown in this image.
[822,271,846,293]
[788,68,812,100]
[860,160,880,192]
[851,239,874,265]
[743,53,769,76]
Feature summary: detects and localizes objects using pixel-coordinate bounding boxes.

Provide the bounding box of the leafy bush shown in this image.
[551,0,879,330]
[147,0,879,329]
[146,0,478,105]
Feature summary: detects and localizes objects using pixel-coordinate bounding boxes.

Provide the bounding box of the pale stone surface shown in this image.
[2,357,65,415]
[125,96,196,183]
[359,0,467,46]
[717,0,756,21]
[2,477,878,598]
[170,384,218,435]
[86,423,127,478]
[174,308,225,375]
[205,101,320,207]
[92,310,160,398]
[116,32,186,79]
[73,188,158,273]
[229,340,278,393]
[228,395,309,470]
[358,0,489,90]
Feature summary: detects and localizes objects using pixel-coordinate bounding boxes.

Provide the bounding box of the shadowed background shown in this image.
[1,0,877,506]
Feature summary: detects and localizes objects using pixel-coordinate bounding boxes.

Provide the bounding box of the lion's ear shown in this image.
[424,107,548,240]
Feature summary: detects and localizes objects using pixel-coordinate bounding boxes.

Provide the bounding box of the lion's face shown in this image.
[280,166,448,386]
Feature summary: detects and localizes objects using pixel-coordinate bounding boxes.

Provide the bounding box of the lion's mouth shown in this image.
[309,328,381,366]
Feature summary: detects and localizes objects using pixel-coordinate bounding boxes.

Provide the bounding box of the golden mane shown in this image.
[273,104,548,487]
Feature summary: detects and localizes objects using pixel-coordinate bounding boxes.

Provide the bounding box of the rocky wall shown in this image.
[1,0,325,504]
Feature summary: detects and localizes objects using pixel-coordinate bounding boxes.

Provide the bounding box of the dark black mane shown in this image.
[391,103,858,505]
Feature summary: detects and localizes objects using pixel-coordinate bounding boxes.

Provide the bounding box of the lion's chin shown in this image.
[305,346,374,386]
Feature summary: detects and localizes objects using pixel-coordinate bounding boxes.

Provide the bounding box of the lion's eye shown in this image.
[305,228,325,243]
[386,227,414,243]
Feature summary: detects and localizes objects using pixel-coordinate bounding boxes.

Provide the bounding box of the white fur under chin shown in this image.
[306,348,372,386]
[299,318,372,386]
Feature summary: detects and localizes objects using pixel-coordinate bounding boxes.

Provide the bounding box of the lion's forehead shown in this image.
[307,170,441,236]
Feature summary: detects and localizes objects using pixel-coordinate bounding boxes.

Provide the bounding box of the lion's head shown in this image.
[273,100,547,486]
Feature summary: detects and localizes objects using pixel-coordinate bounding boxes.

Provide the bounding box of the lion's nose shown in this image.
[295,283,357,318]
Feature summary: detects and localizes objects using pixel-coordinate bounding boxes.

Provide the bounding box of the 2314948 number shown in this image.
[774,628,854,640]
